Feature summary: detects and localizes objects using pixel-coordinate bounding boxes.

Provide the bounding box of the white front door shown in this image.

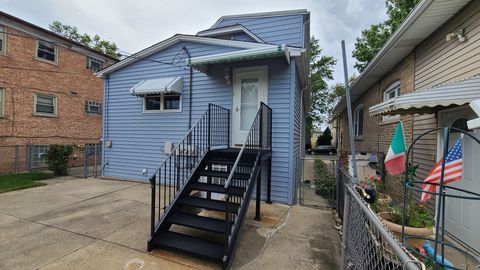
[438,106,480,251]
[232,66,268,145]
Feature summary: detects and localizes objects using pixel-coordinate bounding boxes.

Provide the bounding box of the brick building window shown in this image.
[85,101,102,114]
[86,56,103,72]
[0,25,5,53]
[36,40,57,63]
[0,88,4,117]
[382,81,401,123]
[34,94,57,116]
[354,105,364,137]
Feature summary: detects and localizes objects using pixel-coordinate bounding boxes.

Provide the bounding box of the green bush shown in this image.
[313,158,335,202]
[45,144,74,176]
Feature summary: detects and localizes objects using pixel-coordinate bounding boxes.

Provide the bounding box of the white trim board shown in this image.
[197,25,265,43]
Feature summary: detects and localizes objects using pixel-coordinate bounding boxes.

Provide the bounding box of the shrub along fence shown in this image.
[337,166,423,270]
[0,144,101,178]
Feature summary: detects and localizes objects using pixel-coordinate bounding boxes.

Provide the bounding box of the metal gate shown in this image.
[68,143,102,178]
[298,155,338,208]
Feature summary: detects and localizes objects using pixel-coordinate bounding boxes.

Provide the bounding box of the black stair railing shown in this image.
[148,104,230,241]
[223,102,272,266]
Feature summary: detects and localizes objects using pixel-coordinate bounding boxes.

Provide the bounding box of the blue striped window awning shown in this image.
[130,77,182,96]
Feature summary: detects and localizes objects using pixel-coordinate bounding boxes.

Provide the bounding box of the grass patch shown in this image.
[0,172,55,193]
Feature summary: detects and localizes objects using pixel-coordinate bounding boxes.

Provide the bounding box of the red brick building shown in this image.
[0,11,117,172]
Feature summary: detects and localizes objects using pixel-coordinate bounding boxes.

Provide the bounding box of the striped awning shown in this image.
[187,45,289,68]
[369,76,480,116]
[129,77,182,96]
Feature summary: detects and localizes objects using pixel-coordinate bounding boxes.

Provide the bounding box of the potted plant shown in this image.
[377,203,434,248]
[376,164,434,249]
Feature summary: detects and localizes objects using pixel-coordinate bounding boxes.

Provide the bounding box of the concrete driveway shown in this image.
[0,177,340,270]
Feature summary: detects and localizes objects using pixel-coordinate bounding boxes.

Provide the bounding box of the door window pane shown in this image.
[240,78,258,129]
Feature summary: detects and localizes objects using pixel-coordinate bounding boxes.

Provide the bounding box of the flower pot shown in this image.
[377,212,433,249]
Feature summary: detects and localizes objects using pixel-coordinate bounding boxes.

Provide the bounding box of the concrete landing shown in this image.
[0,177,341,270]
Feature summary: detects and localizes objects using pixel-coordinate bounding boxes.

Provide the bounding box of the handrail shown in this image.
[149,103,230,242]
[223,102,272,267]
[224,102,271,188]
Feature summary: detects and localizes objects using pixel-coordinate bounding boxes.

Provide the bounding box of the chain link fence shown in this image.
[299,156,338,208]
[67,144,102,178]
[337,166,423,270]
[0,144,102,178]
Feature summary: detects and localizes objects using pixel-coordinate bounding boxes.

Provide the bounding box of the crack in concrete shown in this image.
[238,206,292,270]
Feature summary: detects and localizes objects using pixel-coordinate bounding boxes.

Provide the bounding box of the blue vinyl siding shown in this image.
[291,63,302,203]
[231,32,258,43]
[214,15,304,47]
[103,40,295,204]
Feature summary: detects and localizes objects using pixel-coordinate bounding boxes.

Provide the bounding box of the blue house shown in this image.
[97,9,310,267]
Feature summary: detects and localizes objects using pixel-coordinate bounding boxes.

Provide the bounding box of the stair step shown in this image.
[167,212,227,234]
[151,231,224,261]
[178,197,239,213]
[202,158,253,167]
[189,182,245,194]
[196,170,250,180]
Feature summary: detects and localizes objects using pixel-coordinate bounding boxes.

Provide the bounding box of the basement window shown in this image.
[34,94,57,116]
[85,101,102,114]
[36,40,57,63]
[86,56,103,72]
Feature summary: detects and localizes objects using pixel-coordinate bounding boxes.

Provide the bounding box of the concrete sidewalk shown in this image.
[0,177,340,270]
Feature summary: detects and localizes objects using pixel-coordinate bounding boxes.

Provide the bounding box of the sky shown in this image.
[0,0,387,84]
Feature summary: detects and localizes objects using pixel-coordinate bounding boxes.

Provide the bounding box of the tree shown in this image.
[49,21,120,59]
[317,127,333,146]
[307,36,336,136]
[353,0,420,72]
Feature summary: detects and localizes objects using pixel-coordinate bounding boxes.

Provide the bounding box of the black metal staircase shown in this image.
[147,103,272,269]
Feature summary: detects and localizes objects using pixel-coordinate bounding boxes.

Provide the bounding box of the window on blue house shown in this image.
[144,94,181,112]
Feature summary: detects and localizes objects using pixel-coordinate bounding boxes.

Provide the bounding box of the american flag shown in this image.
[421,135,463,202]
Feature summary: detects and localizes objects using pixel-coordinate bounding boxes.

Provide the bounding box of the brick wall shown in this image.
[0,26,111,147]
[339,53,415,202]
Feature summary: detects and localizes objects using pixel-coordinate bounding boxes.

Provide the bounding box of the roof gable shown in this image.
[96,35,279,77]
[210,9,308,29]
[197,24,265,43]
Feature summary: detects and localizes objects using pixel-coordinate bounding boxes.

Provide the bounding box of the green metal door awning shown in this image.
[187,44,290,70]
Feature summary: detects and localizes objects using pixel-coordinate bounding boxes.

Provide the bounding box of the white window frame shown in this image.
[34,93,57,117]
[143,94,182,113]
[382,81,401,123]
[0,88,5,117]
[0,25,6,55]
[86,56,103,72]
[354,104,364,138]
[36,40,58,64]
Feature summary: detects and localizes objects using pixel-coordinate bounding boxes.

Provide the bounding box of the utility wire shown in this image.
[0,30,190,70]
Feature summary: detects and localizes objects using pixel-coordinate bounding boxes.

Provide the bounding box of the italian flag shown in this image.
[385,122,406,176]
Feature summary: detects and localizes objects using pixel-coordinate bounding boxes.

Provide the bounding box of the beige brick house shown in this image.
[334,0,480,252]
[0,11,117,172]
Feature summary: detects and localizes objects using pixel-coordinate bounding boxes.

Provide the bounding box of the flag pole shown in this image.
[341,40,358,183]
